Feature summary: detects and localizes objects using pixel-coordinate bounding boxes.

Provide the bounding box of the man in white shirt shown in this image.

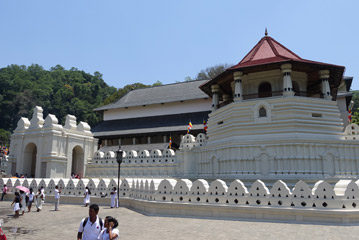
[54,185,61,211]
[77,204,104,240]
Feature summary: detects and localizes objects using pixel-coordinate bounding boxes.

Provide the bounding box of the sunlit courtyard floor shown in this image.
[1,200,359,239]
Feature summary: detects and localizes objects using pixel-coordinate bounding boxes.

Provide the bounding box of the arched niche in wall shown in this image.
[253,101,272,123]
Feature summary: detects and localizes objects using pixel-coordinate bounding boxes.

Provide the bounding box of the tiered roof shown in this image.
[200,33,345,100]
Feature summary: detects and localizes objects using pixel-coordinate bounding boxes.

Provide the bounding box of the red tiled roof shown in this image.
[230,36,302,69]
[229,35,344,70]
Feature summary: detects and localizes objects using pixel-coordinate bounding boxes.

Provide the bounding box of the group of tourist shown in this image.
[78,204,120,240]
[3,184,121,239]
[10,187,45,218]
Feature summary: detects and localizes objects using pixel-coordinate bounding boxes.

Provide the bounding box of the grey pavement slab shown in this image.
[0,200,359,239]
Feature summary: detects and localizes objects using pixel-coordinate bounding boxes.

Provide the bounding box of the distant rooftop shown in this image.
[95,80,209,111]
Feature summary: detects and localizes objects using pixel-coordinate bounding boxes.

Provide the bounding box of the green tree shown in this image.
[103,82,160,105]
[0,129,11,145]
[0,64,116,132]
[185,64,232,81]
[351,91,359,124]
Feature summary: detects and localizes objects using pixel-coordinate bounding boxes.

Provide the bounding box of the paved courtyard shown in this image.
[1,200,359,239]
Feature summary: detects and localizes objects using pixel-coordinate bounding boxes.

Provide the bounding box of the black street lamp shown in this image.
[116,146,123,208]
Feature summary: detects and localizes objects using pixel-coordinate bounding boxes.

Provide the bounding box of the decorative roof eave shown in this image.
[199,59,345,100]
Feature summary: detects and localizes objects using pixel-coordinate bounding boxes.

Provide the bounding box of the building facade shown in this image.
[93,80,212,152]
[8,106,97,178]
[88,33,359,184]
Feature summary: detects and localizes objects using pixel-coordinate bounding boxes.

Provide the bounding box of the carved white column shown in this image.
[211,84,220,111]
[319,70,331,100]
[281,64,294,97]
[233,71,243,101]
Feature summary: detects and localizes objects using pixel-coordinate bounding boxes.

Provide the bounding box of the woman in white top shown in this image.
[84,187,91,207]
[98,216,120,240]
[27,188,35,212]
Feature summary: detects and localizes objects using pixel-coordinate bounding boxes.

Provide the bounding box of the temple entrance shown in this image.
[23,143,37,177]
[72,146,84,178]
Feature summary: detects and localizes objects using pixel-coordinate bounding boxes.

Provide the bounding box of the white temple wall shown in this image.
[194,142,359,180]
[207,96,344,144]
[3,177,359,223]
[8,106,97,179]
[87,149,177,178]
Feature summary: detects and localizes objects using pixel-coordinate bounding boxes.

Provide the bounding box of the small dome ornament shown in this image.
[265,28,268,36]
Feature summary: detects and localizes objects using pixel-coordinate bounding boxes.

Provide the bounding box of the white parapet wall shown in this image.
[87,149,177,178]
[2,177,359,223]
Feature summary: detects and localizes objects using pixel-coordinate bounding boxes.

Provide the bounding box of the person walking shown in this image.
[40,186,45,204]
[77,204,104,240]
[19,190,26,216]
[11,192,21,218]
[83,187,91,207]
[1,184,8,201]
[27,188,35,212]
[54,185,61,211]
[98,216,120,240]
[110,187,117,208]
[35,189,44,212]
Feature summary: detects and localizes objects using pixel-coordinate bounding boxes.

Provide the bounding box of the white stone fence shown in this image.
[1,177,359,210]
[87,149,177,178]
[93,149,176,165]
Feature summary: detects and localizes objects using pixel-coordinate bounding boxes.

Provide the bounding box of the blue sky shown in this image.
[1,1,358,90]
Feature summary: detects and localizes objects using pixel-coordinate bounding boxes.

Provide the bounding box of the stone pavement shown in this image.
[1,200,359,240]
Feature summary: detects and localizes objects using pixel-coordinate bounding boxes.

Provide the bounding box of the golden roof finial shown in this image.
[265,28,268,36]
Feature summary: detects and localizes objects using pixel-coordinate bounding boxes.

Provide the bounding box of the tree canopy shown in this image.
[351,91,359,124]
[185,64,232,81]
[0,64,117,143]
[103,81,163,105]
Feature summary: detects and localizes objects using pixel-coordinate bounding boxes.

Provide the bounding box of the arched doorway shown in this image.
[23,143,37,178]
[258,82,272,98]
[72,146,84,178]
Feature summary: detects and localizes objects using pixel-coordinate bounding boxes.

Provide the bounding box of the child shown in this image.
[11,192,21,218]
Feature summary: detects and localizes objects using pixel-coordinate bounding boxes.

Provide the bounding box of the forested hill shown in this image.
[0,64,117,141]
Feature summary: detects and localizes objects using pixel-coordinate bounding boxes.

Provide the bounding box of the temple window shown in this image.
[259,107,267,118]
[258,82,272,98]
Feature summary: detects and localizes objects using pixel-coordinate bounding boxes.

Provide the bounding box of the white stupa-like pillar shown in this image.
[281,64,294,97]
[233,71,243,101]
[211,84,220,111]
[319,70,332,100]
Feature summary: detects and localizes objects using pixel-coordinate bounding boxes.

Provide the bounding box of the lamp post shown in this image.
[116,146,123,208]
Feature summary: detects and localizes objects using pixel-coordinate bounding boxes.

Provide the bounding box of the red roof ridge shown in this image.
[232,35,303,69]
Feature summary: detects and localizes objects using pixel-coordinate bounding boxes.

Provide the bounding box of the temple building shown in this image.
[88,32,358,183]
[7,32,358,182]
[92,80,212,151]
